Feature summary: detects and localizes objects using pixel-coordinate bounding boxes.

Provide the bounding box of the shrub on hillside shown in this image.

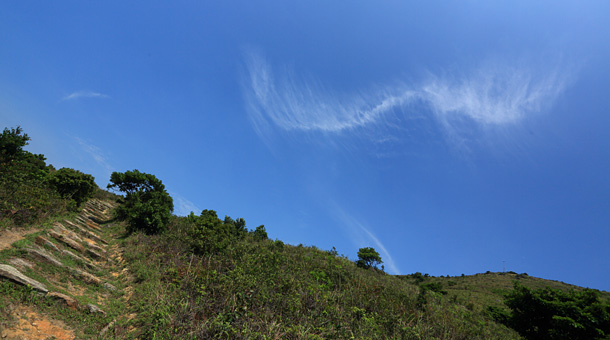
[356,247,383,269]
[48,167,96,210]
[183,210,252,255]
[0,126,67,226]
[501,282,610,340]
[252,224,268,241]
[107,169,174,234]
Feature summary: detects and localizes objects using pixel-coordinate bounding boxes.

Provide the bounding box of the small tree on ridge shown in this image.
[356,247,383,269]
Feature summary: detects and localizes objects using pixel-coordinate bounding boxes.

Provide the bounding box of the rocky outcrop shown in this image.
[0,264,48,293]
[35,235,61,252]
[25,247,64,268]
[49,230,85,253]
[47,292,78,309]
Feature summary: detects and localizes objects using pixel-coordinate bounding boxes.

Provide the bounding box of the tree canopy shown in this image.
[48,167,96,208]
[1,126,98,225]
[502,282,610,340]
[107,169,174,234]
[356,247,383,269]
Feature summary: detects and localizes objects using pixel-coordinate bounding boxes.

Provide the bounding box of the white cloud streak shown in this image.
[75,137,114,175]
[171,192,201,217]
[333,204,400,274]
[422,63,567,128]
[62,91,109,101]
[244,51,570,147]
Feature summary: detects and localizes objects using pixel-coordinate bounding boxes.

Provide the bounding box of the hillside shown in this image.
[0,201,518,339]
[2,201,608,339]
[1,126,609,339]
[401,271,610,316]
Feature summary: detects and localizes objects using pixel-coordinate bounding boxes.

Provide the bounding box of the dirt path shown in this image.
[0,199,128,339]
[0,227,40,251]
[0,305,75,340]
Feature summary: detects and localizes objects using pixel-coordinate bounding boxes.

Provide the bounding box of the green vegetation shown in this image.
[356,247,383,270]
[0,126,97,229]
[122,216,520,339]
[498,282,610,340]
[107,169,174,235]
[0,219,126,339]
[48,167,97,209]
[2,124,609,339]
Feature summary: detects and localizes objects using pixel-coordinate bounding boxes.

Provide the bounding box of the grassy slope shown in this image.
[2,194,606,339]
[122,219,522,339]
[401,272,609,320]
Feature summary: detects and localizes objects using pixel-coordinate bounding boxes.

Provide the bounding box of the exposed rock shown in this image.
[64,220,107,245]
[25,247,64,268]
[49,230,85,253]
[70,268,102,285]
[74,215,98,230]
[99,320,116,337]
[83,210,106,224]
[61,250,98,271]
[35,235,61,253]
[47,292,78,309]
[86,303,105,314]
[0,264,48,293]
[86,248,104,260]
[53,223,83,243]
[103,282,117,291]
[85,220,102,231]
[88,242,106,253]
[8,257,34,269]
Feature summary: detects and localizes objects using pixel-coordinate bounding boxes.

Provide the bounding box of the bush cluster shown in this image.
[107,169,174,234]
[495,282,610,340]
[0,126,97,227]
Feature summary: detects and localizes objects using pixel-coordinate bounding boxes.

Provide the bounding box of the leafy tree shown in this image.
[0,126,48,176]
[502,282,610,340]
[0,126,30,164]
[356,247,383,269]
[48,167,96,209]
[252,224,268,241]
[188,209,227,254]
[107,169,173,234]
[0,126,64,226]
[186,210,250,254]
[223,215,247,238]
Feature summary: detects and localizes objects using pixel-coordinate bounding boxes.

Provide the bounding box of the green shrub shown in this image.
[420,282,447,295]
[252,225,268,241]
[48,167,96,209]
[187,209,231,254]
[356,247,382,269]
[504,282,610,340]
[107,169,174,234]
[0,126,68,227]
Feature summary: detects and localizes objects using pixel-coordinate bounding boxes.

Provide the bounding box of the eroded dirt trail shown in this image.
[1,305,75,340]
[0,198,131,339]
[0,228,41,251]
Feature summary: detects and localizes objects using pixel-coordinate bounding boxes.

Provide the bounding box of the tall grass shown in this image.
[121,217,520,339]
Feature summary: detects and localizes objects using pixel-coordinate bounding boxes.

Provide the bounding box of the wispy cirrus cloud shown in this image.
[62,91,109,101]
[243,50,571,148]
[171,192,201,216]
[75,137,114,175]
[244,51,414,136]
[332,202,400,274]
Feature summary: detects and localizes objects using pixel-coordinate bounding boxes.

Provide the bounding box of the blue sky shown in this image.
[2,2,609,290]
